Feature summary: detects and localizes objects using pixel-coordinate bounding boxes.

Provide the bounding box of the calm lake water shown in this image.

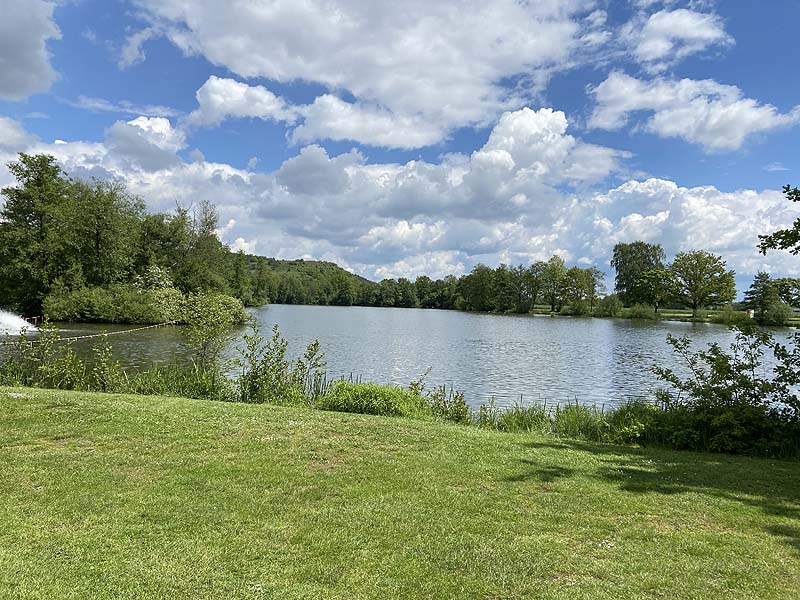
[14,304,793,408]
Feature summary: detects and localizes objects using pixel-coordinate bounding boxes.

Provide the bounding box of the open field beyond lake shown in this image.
[1,387,798,599]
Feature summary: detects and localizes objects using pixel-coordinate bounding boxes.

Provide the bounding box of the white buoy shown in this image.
[0,310,36,335]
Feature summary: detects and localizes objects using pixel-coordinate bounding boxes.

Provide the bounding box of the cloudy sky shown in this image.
[1,0,799,285]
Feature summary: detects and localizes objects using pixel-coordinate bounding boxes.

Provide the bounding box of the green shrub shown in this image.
[595,294,623,317]
[182,292,247,372]
[762,301,793,326]
[424,385,471,424]
[495,403,549,433]
[627,303,656,320]
[43,285,163,324]
[232,321,323,406]
[317,381,430,417]
[551,402,608,441]
[650,326,800,457]
[711,305,752,326]
[560,300,590,316]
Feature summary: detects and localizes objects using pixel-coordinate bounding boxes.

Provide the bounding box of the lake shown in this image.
[22,304,791,408]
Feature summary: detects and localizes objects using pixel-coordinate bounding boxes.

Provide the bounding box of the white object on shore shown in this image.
[0,310,36,335]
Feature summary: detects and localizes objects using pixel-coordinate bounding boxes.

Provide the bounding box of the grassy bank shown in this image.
[1,387,799,599]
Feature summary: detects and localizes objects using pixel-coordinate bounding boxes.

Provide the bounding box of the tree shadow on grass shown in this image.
[504,460,574,483]
[522,438,800,553]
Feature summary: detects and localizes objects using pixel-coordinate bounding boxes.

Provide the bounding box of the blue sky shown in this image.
[1,0,799,285]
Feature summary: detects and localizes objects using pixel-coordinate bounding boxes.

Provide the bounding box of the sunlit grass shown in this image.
[1,387,799,599]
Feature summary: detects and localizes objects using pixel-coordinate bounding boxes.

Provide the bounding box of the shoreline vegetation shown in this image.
[2,315,799,460]
[2,386,798,599]
[1,153,799,328]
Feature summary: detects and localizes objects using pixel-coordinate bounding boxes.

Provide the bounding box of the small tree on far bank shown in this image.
[745,272,779,322]
[670,251,736,318]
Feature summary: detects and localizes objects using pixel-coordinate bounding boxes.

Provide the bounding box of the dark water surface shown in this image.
[20,304,792,408]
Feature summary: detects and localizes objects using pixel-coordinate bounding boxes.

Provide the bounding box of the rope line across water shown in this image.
[53,321,179,342]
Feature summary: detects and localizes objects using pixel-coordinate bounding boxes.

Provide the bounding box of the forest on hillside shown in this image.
[1,153,798,325]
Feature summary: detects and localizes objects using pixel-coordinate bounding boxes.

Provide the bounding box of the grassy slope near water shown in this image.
[0,388,798,599]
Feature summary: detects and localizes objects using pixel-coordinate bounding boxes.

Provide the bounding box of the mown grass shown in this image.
[1,387,799,599]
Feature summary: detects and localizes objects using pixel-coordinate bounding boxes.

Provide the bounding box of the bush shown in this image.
[560,300,590,316]
[232,321,324,406]
[182,292,247,372]
[651,326,800,457]
[495,403,549,433]
[763,301,793,326]
[317,381,430,417]
[424,385,471,424]
[711,305,752,327]
[43,285,164,324]
[627,303,656,320]
[595,294,623,317]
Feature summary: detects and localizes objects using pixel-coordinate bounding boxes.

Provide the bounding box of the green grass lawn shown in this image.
[1,388,799,599]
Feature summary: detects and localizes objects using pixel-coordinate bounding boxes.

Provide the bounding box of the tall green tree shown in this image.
[773,277,800,307]
[630,269,675,313]
[541,255,567,312]
[0,154,74,313]
[670,251,736,317]
[526,261,545,309]
[459,264,495,312]
[758,184,800,255]
[744,272,777,322]
[492,264,517,312]
[610,241,666,305]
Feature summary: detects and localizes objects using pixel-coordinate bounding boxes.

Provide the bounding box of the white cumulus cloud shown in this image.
[0,0,60,100]
[589,72,800,151]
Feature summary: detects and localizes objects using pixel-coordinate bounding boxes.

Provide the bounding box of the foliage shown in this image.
[744,271,779,323]
[630,269,674,312]
[595,293,623,317]
[772,277,800,307]
[758,184,800,255]
[182,293,247,372]
[762,300,793,326]
[233,321,326,405]
[610,241,666,305]
[316,381,429,417]
[710,305,752,327]
[44,284,164,323]
[651,325,800,456]
[669,250,736,317]
[627,303,656,320]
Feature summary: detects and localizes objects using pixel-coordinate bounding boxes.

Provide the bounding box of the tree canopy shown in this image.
[610,241,666,305]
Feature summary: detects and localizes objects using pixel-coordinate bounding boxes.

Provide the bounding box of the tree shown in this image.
[491,264,517,312]
[526,261,545,309]
[396,278,418,308]
[670,251,736,317]
[230,250,254,305]
[773,277,800,307]
[541,255,567,312]
[610,241,666,305]
[0,154,71,313]
[758,184,800,255]
[744,272,778,322]
[630,269,675,313]
[459,264,495,312]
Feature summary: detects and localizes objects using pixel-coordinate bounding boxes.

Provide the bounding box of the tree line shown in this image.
[1,153,798,325]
